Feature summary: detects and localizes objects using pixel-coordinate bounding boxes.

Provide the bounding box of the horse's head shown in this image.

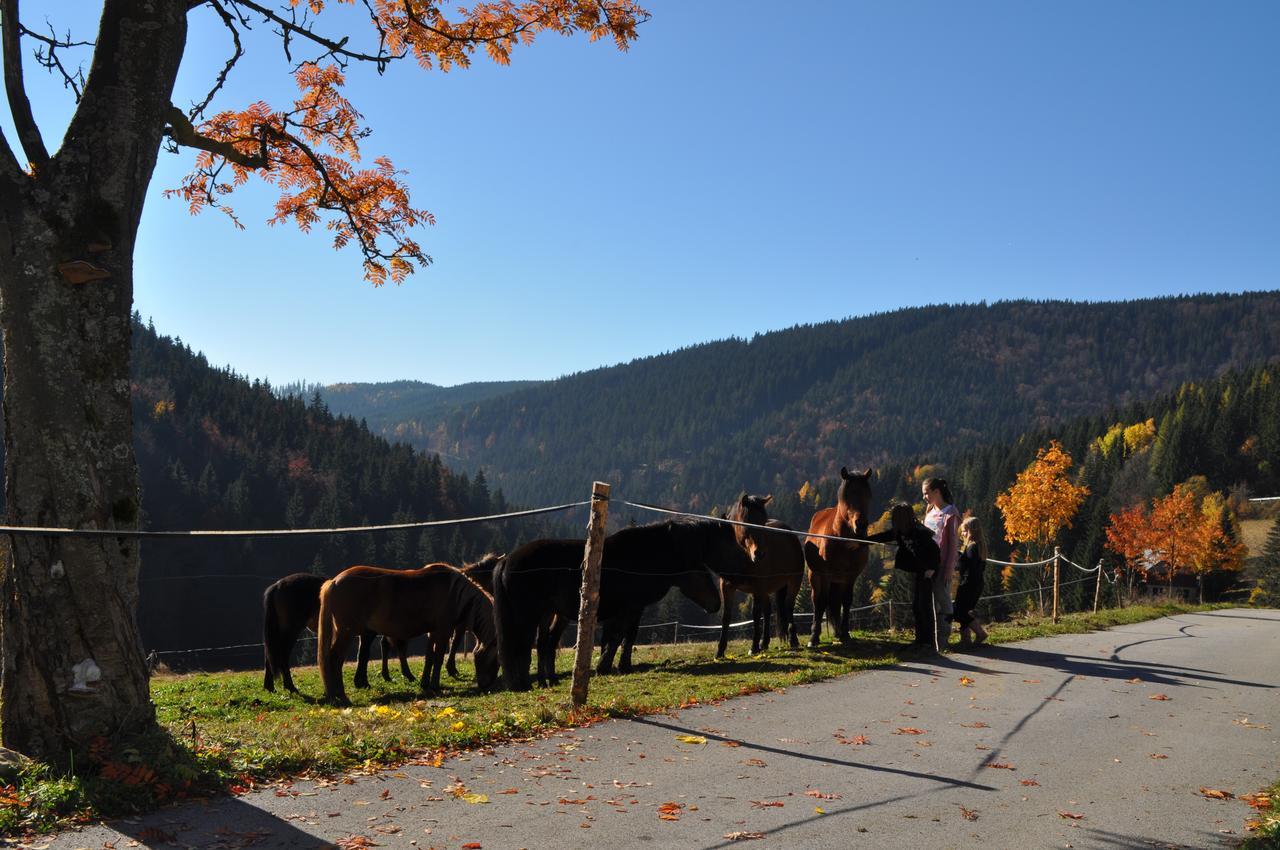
[836,467,874,535]
[729,493,773,561]
[677,562,722,614]
[474,642,500,692]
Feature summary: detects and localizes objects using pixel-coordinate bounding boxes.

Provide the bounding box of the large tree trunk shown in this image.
[0,0,187,766]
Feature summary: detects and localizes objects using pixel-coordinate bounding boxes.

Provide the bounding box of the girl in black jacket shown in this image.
[954,516,989,645]
[870,503,942,650]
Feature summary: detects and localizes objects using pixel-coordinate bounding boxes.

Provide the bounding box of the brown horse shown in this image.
[262,572,411,693]
[717,494,804,657]
[317,563,499,705]
[803,467,874,646]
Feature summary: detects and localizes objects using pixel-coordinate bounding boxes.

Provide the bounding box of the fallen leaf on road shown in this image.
[675,735,707,745]
[460,793,489,804]
[1149,753,1169,760]
[1234,718,1271,730]
[1057,811,1085,820]
[558,797,594,805]
[814,806,826,814]
[959,806,978,821]
[805,790,841,800]
[1149,694,1171,701]
[959,676,975,687]
[336,837,379,849]
[986,762,1016,770]
[722,740,742,748]
[750,800,784,809]
[1241,792,1272,810]
[960,722,989,728]
[1020,779,1040,787]
[837,734,870,746]
[894,728,926,736]
[723,832,766,841]
[743,758,767,767]
[1023,679,1041,684]
[462,844,482,850]
[1200,788,1234,800]
[1126,677,1142,684]
[498,788,519,794]
[658,801,684,821]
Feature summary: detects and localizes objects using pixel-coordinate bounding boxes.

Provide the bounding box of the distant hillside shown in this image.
[303,379,542,448]
[339,292,1280,509]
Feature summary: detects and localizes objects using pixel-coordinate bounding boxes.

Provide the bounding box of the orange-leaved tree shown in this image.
[0,0,646,767]
[995,441,1090,553]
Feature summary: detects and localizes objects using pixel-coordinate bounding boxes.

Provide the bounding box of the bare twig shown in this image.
[227,0,403,70]
[188,0,243,120]
[19,21,92,101]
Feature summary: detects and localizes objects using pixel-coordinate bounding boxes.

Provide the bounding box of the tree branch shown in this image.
[188,0,243,120]
[0,122,25,185]
[165,105,267,169]
[20,21,93,101]
[227,0,403,70]
[1,0,50,168]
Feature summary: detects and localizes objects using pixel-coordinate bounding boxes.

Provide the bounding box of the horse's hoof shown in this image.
[618,665,632,675]
[405,672,417,682]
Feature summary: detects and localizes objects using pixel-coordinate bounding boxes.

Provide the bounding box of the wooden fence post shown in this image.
[571,481,610,708]
[1051,546,1061,624]
[1093,561,1103,614]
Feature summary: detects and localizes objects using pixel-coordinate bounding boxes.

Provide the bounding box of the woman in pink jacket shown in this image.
[921,478,960,646]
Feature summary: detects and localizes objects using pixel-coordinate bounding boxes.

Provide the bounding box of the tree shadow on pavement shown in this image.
[55,796,330,849]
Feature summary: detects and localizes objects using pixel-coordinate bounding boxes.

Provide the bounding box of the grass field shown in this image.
[1243,518,1274,558]
[0,602,1235,837]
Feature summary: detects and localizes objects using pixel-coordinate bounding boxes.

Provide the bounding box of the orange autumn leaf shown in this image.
[1057,810,1085,820]
[750,800,784,809]
[959,676,975,687]
[894,728,926,736]
[1241,792,1272,810]
[462,844,482,850]
[986,762,1016,770]
[959,806,979,821]
[1200,788,1234,800]
[1149,694,1171,701]
[961,722,989,728]
[1019,779,1040,787]
[805,790,841,800]
[1149,753,1169,759]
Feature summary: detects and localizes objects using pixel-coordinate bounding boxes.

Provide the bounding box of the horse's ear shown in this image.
[762,494,773,505]
[738,491,749,504]
[863,467,874,480]
[840,466,851,479]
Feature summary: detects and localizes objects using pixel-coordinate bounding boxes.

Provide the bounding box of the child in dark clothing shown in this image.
[953,516,989,645]
[870,503,942,650]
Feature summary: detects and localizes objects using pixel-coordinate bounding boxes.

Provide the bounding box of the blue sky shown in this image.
[9,1,1279,385]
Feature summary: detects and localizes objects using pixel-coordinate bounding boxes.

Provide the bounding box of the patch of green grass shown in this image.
[1240,780,1280,849]
[0,602,1231,837]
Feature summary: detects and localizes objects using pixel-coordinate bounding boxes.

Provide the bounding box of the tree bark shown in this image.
[0,0,187,766]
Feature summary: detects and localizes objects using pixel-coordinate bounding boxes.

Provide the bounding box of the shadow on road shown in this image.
[64,797,327,849]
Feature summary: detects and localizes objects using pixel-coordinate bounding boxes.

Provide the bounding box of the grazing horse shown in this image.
[261,572,410,693]
[717,494,804,657]
[493,518,738,691]
[317,563,499,705]
[444,552,504,679]
[804,467,874,646]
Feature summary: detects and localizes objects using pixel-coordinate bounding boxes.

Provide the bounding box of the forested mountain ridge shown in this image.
[301,379,543,447]
[346,292,1280,509]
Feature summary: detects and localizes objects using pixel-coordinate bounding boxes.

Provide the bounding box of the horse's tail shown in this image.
[262,582,281,689]
[491,561,529,691]
[316,579,337,699]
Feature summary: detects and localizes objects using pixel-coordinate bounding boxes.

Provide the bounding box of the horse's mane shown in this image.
[447,565,496,643]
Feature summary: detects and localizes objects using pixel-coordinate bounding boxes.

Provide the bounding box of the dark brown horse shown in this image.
[717,494,804,657]
[317,563,499,705]
[262,572,411,693]
[803,467,874,646]
[493,518,736,691]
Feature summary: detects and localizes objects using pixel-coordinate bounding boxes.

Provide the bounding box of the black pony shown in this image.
[493,517,741,691]
[261,572,410,693]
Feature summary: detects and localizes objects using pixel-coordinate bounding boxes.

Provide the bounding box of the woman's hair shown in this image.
[924,477,953,504]
[960,515,987,565]
[889,502,916,534]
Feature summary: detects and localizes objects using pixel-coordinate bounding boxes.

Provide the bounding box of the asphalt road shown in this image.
[44,609,1280,850]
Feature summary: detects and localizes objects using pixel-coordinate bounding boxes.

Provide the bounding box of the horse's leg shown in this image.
[758,593,773,653]
[618,614,641,674]
[839,581,855,643]
[379,635,394,682]
[353,631,376,689]
[596,618,620,675]
[717,578,733,659]
[809,576,827,648]
[430,635,448,694]
[544,615,568,685]
[446,626,465,679]
[398,637,414,681]
[324,626,355,706]
[779,582,800,649]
